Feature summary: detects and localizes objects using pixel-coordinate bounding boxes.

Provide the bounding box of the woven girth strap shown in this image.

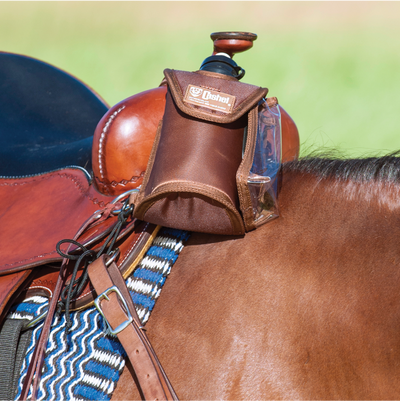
[88,255,178,401]
[0,319,32,400]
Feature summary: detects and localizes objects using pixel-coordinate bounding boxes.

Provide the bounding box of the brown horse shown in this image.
[113,153,400,400]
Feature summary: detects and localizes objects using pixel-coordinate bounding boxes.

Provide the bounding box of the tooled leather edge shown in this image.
[164,68,268,124]
[0,169,116,274]
[95,104,127,194]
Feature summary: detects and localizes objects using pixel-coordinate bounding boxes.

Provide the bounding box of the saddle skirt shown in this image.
[0,167,157,319]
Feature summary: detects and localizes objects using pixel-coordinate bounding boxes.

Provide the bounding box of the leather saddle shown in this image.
[0,53,175,400]
[0,52,136,317]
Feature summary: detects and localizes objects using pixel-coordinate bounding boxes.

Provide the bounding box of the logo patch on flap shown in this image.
[184,85,236,114]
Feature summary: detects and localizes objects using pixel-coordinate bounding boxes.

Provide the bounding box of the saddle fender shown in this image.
[92,85,300,196]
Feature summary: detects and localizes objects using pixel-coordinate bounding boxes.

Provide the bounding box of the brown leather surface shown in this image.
[88,256,177,401]
[0,168,119,274]
[280,105,300,162]
[19,221,158,310]
[92,87,167,196]
[210,32,257,57]
[213,39,254,57]
[143,90,246,206]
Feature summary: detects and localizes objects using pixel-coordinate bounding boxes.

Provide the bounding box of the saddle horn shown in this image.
[199,31,257,80]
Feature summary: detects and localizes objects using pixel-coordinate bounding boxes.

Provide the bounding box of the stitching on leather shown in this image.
[97,105,126,182]
[0,170,112,269]
[27,285,53,299]
[0,251,59,269]
[0,171,107,206]
[164,69,268,124]
[119,223,149,267]
[196,70,238,82]
[94,172,145,189]
[151,181,235,206]
[142,196,241,235]
[137,181,245,233]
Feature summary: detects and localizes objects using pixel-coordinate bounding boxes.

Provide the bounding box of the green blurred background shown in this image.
[1,1,399,157]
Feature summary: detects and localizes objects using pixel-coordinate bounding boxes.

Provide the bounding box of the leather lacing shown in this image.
[55,199,134,333]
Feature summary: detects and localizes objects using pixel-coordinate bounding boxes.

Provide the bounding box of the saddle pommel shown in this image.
[92,86,167,196]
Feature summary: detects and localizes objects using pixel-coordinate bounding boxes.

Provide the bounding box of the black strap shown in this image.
[0,319,32,400]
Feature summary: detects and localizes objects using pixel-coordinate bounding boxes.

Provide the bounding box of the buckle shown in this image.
[94,286,133,335]
[111,188,139,215]
[22,308,48,331]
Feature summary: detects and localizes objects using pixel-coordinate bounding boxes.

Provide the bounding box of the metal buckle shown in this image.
[22,308,48,331]
[105,249,120,267]
[94,285,133,335]
[111,188,139,215]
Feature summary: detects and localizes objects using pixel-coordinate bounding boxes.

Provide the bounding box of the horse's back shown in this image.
[115,168,400,400]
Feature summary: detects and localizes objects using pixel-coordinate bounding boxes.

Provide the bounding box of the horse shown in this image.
[3,36,400,400]
[111,153,400,400]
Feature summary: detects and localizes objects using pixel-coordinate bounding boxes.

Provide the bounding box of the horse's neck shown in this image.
[281,165,400,214]
[277,170,400,283]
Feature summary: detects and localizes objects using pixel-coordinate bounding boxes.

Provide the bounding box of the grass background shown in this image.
[1,1,400,157]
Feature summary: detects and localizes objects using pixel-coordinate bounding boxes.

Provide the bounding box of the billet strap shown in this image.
[88,255,178,401]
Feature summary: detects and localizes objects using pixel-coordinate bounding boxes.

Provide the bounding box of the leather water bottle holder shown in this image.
[132,69,268,235]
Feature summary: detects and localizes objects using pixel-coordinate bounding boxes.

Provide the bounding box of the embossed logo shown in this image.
[184,84,236,113]
[189,86,203,97]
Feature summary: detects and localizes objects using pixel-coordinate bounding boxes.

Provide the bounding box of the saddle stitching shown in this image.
[0,171,111,207]
[97,105,126,183]
[1,251,59,269]
[94,171,145,189]
[0,172,116,269]
[118,223,150,267]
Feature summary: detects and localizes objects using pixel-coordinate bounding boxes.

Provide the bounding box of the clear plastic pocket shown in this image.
[245,100,282,227]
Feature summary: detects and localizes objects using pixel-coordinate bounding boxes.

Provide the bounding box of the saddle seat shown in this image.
[0,52,108,177]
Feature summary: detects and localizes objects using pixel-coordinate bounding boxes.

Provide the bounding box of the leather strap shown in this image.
[19,258,68,400]
[19,205,117,401]
[88,255,178,401]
